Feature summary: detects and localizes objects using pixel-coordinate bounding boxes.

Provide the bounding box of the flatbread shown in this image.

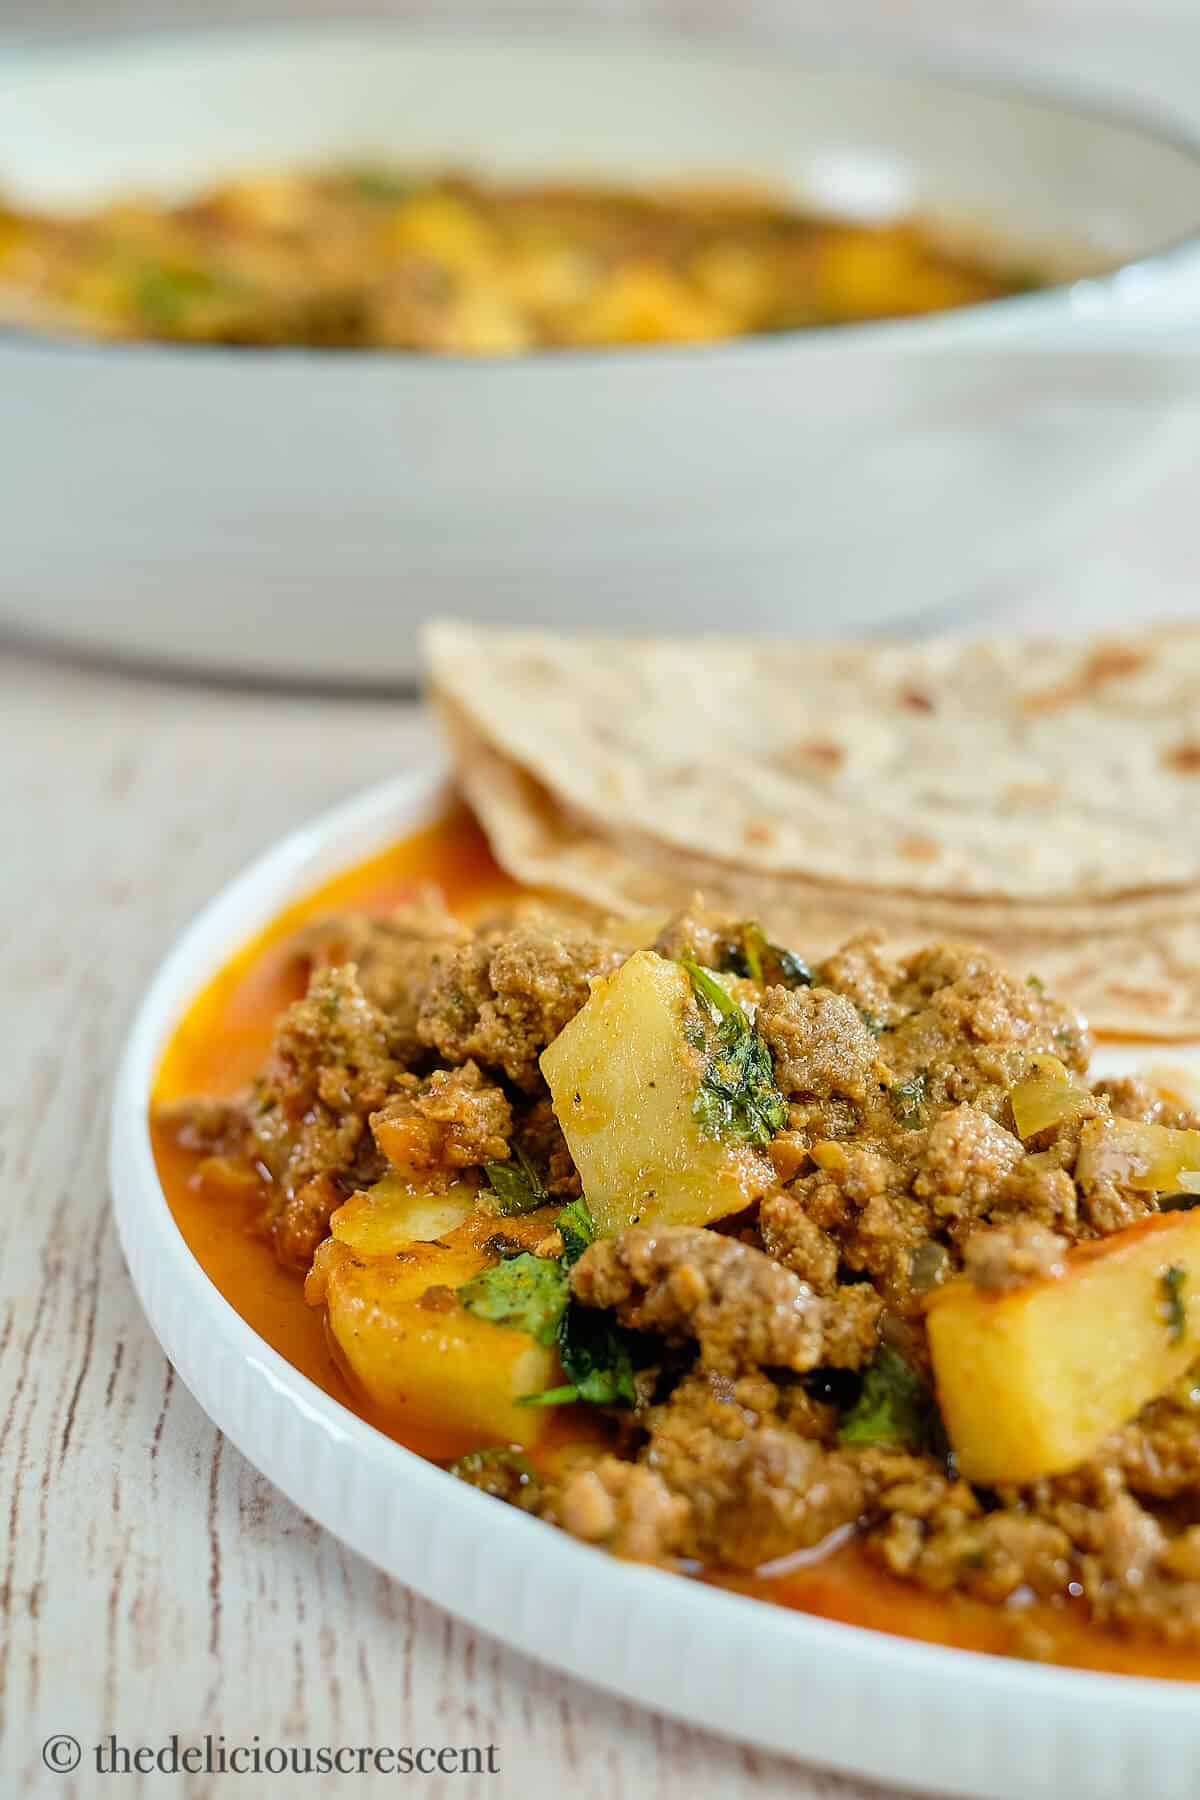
[435,689,1200,1041]
[425,621,1200,903]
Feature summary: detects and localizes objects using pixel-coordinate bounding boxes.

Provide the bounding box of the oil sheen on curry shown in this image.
[153,806,1200,1678]
[1,167,1034,350]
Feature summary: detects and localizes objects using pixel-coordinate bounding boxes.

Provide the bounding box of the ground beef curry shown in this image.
[0,168,1032,350]
[153,824,1200,1667]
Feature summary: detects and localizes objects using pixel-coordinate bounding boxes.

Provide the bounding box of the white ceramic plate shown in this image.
[8,23,1200,683]
[111,759,1200,1800]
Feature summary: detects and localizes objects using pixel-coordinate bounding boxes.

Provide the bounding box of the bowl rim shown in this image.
[7,16,1200,372]
[109,753,1200,1800]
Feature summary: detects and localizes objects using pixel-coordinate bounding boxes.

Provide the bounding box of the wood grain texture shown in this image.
[0,648,918,1800]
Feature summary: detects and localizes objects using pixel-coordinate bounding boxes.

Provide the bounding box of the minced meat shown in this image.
[158,895,1200,1647]
[417,915,624,1089]
[570,1227,880,1375]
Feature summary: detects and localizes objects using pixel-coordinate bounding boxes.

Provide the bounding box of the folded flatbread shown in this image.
[425,623,1200,1039]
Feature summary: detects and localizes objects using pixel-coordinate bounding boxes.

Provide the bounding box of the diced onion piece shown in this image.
[1009,1069,1094,1141]
[1076,1118,1200,1194]
[1028,1054,1073,1083]
[330,1166,476,1255]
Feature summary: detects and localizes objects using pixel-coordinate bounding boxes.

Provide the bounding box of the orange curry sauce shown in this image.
[150,804,1200,1680]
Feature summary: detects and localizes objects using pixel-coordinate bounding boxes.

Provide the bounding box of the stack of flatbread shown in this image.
[423,621,1200,1039]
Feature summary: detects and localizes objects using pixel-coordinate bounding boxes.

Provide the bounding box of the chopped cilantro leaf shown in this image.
[516,1383,584,1407]
[681,956,787,1149]
[1162,1265,1188,1345]
[890,1071,928,1130]
[557,1196,596,1267]
[458,1193,639,1410]
[484,1144,546,1215]
[839,1348,941,1451]
[346,166,416,203]
[683,957,743,1022]
[732,926,765,985]
[457,1194,602,1352]
[520,1303,649,1409]
[556,1302,643,1406]
[724,922,814,989]
[131,260,237,327]
[457,1252,568,1345]
[775,950,814,988]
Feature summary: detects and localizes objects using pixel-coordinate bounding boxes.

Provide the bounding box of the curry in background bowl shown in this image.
[0,166,1036,352]
[9,26,1200,679]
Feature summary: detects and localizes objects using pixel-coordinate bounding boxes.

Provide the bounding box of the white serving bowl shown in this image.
[5,25,1200,682]
[111,757,1200,1799]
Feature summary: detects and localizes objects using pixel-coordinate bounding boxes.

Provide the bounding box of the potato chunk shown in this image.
[329,1167,475,1255]
[927,1212,1200,1484]
[540,949,774,1237]
[307,1217,559,1455]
